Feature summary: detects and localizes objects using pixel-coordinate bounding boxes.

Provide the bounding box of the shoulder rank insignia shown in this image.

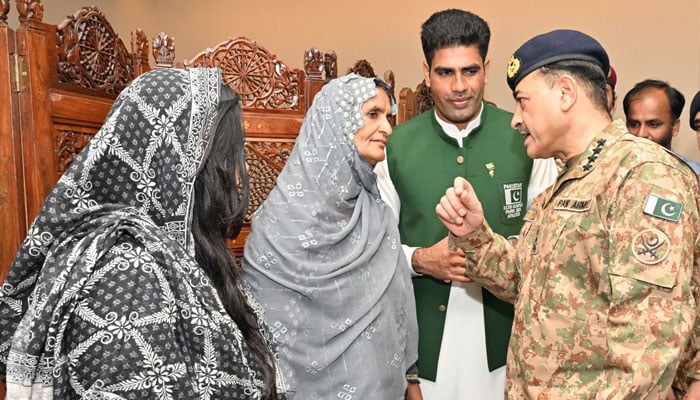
[643,194,683,222]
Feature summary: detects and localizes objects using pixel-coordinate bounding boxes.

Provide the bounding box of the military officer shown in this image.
[435,29,700,399]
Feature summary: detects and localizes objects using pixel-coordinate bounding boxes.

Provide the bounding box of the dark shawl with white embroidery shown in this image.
[0,68,274,399]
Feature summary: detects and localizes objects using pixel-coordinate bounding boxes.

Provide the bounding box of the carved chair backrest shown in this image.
[396,79,433,124]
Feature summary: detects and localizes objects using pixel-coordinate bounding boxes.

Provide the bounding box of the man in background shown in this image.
[606,65,618,115]
[375,8,557,399]
[623,79,700,173]
[689,90,700,151]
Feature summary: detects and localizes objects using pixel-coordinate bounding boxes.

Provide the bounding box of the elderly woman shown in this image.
[0,68,282,399]
[243,74,419,399]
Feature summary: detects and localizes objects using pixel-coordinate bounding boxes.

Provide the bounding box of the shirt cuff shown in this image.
[402,245,421,277]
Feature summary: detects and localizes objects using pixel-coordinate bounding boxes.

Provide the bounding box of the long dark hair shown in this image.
[191,85,277,398]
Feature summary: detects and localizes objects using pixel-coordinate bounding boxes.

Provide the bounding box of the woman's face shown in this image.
[354,89,392,166]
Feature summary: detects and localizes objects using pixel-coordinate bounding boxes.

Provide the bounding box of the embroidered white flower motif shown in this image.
[153,113,174,137]
[123,245,155,269]
[70,185,96,210]
[195,362,224,391]
[91,129,112,153]
[107,315,134,341]
[136,176,157,193]
[189,306,209,328]
[107,357,186,399]
[147,360,181,386]
[25,225,54,256]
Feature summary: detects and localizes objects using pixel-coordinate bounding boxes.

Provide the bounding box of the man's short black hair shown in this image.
[420,9,490,67]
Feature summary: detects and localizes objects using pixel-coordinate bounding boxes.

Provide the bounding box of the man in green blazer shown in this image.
[376,9,557,399]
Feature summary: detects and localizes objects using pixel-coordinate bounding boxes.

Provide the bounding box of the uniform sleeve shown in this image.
[673,188,700,395]
[449,221,521,303]
[598,162,699,398]
[674,267,700,395]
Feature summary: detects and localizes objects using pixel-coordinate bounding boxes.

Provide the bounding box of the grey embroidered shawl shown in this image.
[0,68,273,399]
[243,74,418,400]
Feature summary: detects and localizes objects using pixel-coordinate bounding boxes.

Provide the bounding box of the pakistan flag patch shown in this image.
[643,194,683,222]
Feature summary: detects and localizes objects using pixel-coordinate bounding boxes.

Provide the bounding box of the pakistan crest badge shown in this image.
[502,181,524,220]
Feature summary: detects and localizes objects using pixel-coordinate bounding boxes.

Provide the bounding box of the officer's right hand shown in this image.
[436,177,484,237]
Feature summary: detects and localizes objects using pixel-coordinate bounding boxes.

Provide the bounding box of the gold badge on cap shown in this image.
[507,55,521,79]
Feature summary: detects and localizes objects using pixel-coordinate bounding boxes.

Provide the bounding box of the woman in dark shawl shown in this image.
[0,68,281,399]
[243,74,419,399]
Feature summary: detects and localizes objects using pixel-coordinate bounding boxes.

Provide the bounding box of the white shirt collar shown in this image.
[434,102,484,148]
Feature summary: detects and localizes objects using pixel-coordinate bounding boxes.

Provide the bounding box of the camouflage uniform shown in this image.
[450,120,700,399]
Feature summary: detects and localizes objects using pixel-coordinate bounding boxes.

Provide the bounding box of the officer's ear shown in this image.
[556,74,577,112]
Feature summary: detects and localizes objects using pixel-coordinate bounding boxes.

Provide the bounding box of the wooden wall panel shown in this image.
[0,3,17,398]
[0,3,24,297]
[15,19,60,227]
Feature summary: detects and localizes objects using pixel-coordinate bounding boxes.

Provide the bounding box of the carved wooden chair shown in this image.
[397,79,433,124]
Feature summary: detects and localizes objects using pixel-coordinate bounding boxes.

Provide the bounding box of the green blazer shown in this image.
[386,103,532,380]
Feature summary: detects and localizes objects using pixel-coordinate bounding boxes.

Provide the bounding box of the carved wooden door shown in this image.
[0,6,20,400]
[0,8,24,288]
